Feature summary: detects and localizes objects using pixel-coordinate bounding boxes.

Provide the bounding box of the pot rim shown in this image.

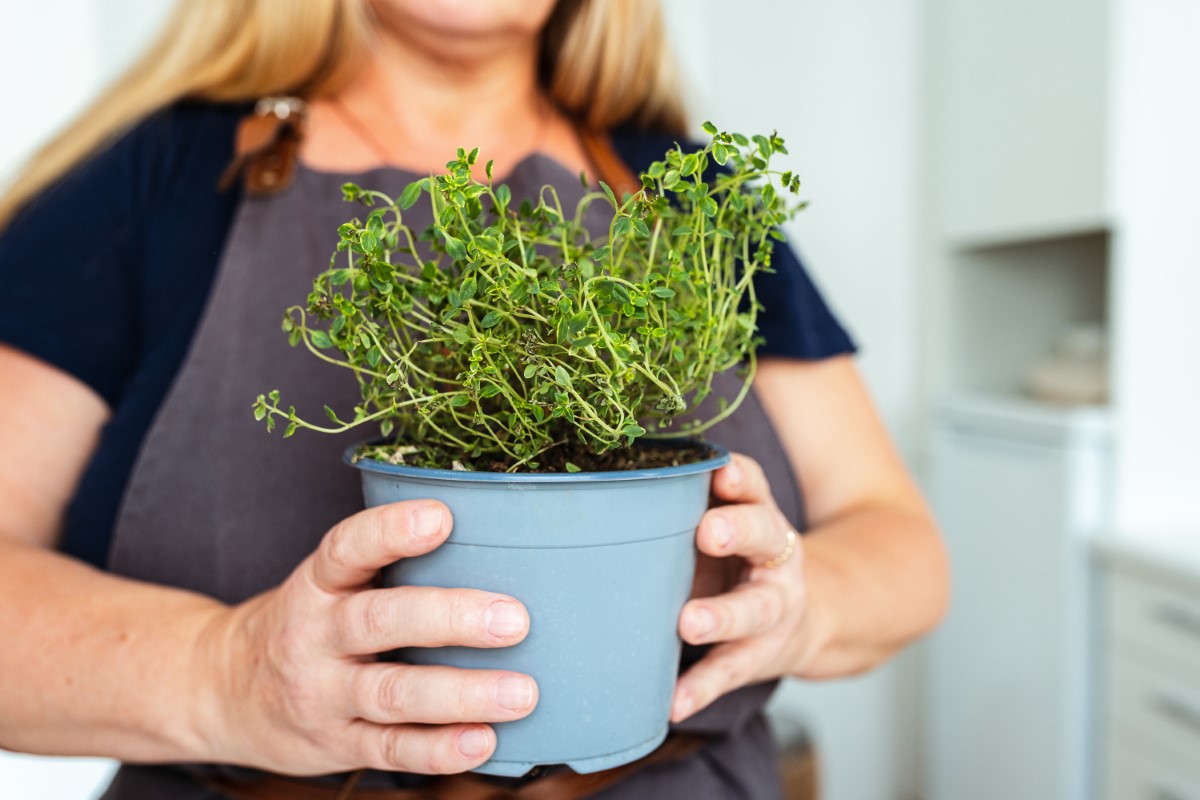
[343,438,730,483]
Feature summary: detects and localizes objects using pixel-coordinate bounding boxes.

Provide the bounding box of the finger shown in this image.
[333,586,530,654]
[353,721,496,774]
[349,663,538,724]
[671,641,762,723]
[678,581,787,645]
[309,500,453,593]
[711,453,774,505]
[697,502,794,564]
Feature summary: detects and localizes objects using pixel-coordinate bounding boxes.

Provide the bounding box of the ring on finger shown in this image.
[761,529,798,569]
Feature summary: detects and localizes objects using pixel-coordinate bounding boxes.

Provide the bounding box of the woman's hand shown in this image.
[671,453,819,723]
[195,500,538,776]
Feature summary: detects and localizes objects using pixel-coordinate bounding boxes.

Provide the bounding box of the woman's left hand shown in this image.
[671,452,815,722]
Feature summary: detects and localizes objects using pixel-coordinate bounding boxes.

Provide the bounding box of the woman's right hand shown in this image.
[194,500,536,776]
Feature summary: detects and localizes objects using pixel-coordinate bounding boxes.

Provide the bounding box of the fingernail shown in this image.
[724,461,742,487]
[674,689,695,720]
[484,601,526,638]
[710,516,734,548]
[458,727,492,757]
[410,505,444,539]
[690,606,716,638]
[495,676,535,711]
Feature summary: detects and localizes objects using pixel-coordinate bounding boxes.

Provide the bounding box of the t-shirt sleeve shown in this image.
[0,121,156,407]
[609,127,857,361]
[754,237,857,359]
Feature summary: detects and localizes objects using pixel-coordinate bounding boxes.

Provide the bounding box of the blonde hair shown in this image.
[0,0,686,229]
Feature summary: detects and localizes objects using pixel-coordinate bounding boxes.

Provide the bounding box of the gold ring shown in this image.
[762,529,798,569]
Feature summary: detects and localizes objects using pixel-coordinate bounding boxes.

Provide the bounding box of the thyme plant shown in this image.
[253,123,805,471]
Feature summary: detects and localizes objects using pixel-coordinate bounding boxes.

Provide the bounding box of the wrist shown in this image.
[786,543,844,679]
[181,600,250,764]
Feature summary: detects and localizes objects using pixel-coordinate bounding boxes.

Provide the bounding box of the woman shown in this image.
[0,1,947,798]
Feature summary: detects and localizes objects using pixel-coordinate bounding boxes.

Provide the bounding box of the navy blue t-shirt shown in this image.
[0,102,856,567]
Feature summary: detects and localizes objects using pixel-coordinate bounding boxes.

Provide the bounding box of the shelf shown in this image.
[942,231,1109,398]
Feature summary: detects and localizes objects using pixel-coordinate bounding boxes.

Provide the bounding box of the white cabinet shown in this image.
[924,395,1111,800]
[1096,539,1200,799]
[930,0,1110,244]
[922,0,1200,531]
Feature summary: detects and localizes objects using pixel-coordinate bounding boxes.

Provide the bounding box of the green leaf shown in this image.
[701,120,718,136]
[460,277,477,302]
[309,330,332,348]
[495,184,512,208]
[324,405,339,423]
[450,394,471,408]
[399,180,423,209]
[631,218,650,237]
[523,363,537,379]
[622,423,647,442]
[613,216,631,237]
[479,384,502,399]
[671,225,693,237]
[473,236,500,256]
[452,326,471,345]
[700,197,719,217]
[480,310,502,329]
[565,462,582,473]
[712,143,728,165]
[444,235,467,260]
[651,287,676,299]
[599,181,618,210]
[554,365,572,387]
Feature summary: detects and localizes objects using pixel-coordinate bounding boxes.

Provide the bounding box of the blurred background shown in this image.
[2,0,1198,797]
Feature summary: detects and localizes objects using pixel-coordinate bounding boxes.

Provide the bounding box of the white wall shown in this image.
[0,0,99,183]
[1108,0,1200,530]
[662,2,925,799]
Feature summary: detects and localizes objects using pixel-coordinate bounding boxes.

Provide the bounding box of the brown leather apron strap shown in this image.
[204,734,710,800]
[218,96,308,196]
[576,128,643,199]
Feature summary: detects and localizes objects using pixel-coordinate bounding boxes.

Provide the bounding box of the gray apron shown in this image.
[100,153,804,799]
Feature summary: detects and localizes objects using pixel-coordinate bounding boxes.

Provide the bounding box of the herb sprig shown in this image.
[253,123,804,470]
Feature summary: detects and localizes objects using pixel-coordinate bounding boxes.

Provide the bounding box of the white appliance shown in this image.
[924,394,1112,800]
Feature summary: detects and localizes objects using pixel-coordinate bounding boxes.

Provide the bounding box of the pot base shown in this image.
[474,728,669,777]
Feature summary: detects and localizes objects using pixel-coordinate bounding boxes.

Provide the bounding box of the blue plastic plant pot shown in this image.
[345,441,729,777]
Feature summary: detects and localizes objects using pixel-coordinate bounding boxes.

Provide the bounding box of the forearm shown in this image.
[789,502,948,679]
[0,538,227,761]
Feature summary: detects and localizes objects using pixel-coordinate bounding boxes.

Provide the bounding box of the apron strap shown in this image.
[219,96,308,196]
[576,127,643,198]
